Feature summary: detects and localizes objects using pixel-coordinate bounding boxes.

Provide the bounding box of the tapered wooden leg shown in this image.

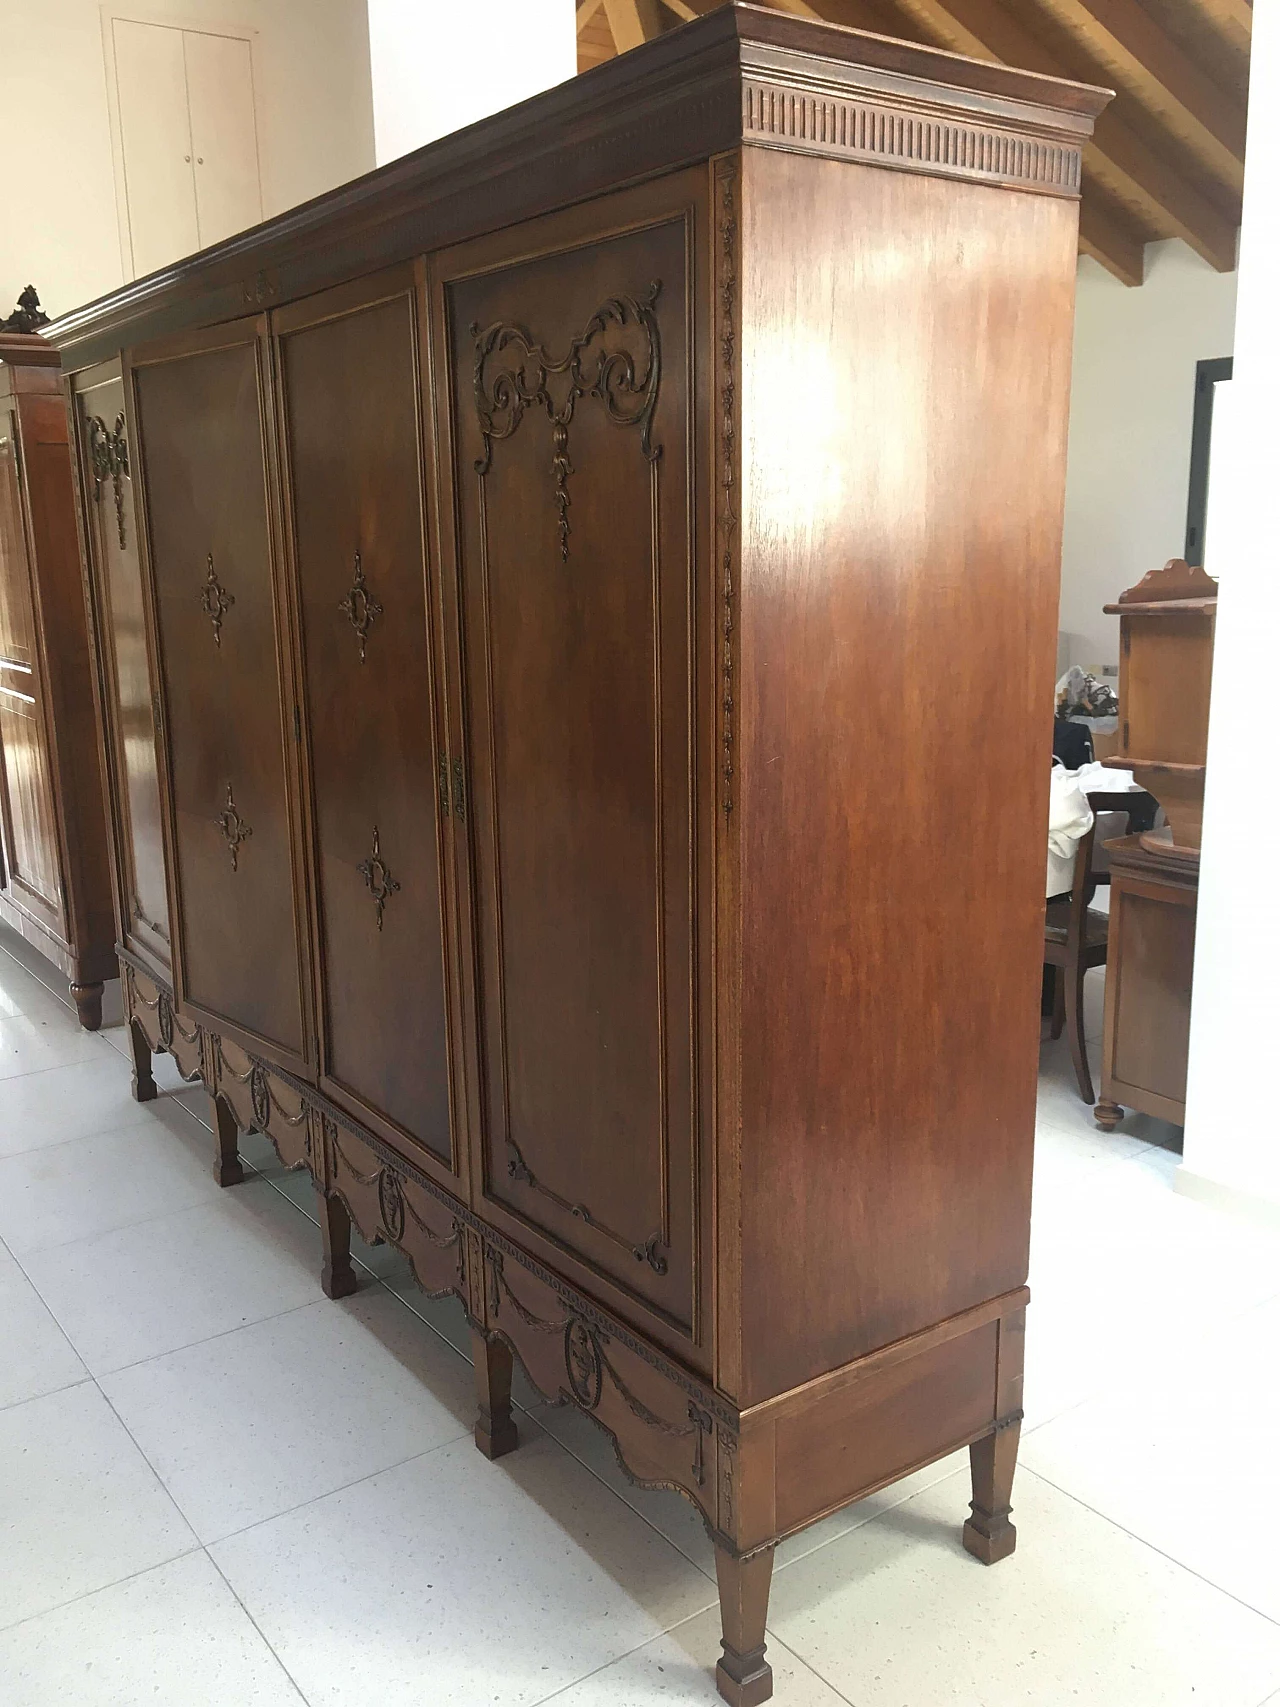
[318,1188,359,1299]
[129,1018,157,1103]
[1049,966,1066,1040]
[1094,1098,1124,1131]
[714,1545,774,1707]
[211,1093,245,1188]
[963,1420,1020,1565]
[471,1327,519,1459]
[70,980,104,1032]
[1065,963,1094,1104]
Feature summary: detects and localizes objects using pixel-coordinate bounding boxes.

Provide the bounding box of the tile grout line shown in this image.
[200,1549,315,1706]
[1019,1465,1280,1632]
[524,1602,857,1707]
[3,1159,298,1271]
[0,1545,208,1641]
[0,1103,226,1166]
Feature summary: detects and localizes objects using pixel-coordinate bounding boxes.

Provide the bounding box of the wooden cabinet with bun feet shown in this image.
[52,9,1106,1699]
[0,332,115,1026]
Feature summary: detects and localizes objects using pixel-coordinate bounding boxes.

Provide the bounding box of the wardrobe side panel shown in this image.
[736,148,1078,1404]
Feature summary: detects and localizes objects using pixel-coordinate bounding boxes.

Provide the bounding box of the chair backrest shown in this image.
[1063,790,1149,942]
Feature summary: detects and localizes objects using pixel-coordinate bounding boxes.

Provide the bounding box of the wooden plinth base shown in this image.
[962,1511,1017,1564]
[716,1646,773,1706]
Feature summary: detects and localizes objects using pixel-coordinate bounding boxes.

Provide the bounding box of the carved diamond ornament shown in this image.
[357,826,399,930]
[217,784,252,871]
[339,551,383,662]
[200,555,235,645]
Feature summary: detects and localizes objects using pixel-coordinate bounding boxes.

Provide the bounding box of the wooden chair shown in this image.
[1045,790,1149,1104]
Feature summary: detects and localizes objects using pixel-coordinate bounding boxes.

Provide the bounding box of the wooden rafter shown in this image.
[577,0,1250,286]
[1027,0,1246,193]
[1078,189,1148,286]
[1156,0,1252,59]
[601,0,669,50]
[865,0,1237,271]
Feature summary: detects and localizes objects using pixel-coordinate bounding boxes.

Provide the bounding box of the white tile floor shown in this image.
[2,924,1279,1707]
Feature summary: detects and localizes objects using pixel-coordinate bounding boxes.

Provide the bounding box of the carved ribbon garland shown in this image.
[471,280,663,560]
[87,413,130,550]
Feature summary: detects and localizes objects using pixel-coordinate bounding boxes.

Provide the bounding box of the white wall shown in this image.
[0,0,375,321]
[1058,240,1238,671]
[1181,0,1280,1217]
[367,0,577,165]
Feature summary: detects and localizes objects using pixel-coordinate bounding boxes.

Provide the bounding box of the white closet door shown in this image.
[184,30,264,250]
[113,18,199,278]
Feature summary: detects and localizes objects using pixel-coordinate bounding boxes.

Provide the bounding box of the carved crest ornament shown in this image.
[471,280,663,560]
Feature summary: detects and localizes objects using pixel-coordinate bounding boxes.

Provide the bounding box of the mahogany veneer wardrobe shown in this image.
[0,333,114,1028]
[50,9,1107,1699]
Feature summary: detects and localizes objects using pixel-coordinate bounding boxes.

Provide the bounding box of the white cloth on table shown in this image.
[1047,761,1137,898]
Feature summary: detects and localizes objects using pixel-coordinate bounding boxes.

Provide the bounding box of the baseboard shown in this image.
[1174,1165,1280,1231]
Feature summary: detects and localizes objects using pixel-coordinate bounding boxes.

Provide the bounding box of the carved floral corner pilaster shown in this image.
[470,280,663,561]
[714,160,739,820]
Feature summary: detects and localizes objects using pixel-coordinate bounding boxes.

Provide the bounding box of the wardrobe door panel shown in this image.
[75,372,171,970]
[438,183,708,1339]
[279,281,455,1170]
[134,329,307,1064]
[0,408,63,936]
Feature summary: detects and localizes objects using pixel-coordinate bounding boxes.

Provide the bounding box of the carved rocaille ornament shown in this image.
[217,783,252,870]
[505,1137,668,1276]
[87,412,130,551]
[357,825,400,930]
[200,555,234,645]
[471,281,663,560]
[339,551,383,661]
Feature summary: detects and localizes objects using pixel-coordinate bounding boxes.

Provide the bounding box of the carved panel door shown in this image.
[0,403,63,937]
[132,322,309,1067]
[74,369,171,973]
[276,270,458,1175]
[430,173,713,1359]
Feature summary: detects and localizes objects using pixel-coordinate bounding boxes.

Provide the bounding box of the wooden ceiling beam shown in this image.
[1027,0,1246,193]
[867,0,1238,271]
[1077,190,1148,286]
[601,0,669,51]
[576,0,605,31]
[1177,0,1253,57]
[1091,107,1238,269]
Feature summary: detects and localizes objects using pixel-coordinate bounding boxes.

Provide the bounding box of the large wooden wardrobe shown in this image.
[50,9,1107,1701]
[0,333,115,1028]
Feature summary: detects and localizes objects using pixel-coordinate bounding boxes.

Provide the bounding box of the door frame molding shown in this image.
[99,2,265,284]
